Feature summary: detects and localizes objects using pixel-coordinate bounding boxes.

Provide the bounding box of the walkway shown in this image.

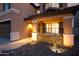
[0,37,33,52]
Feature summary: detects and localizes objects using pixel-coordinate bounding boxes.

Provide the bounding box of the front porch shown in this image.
[31,14,74,48]
[37,17,64,48]
[24,7,75,48]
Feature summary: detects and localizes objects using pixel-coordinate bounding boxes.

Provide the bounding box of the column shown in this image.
[63,16,74,47]
[32,20,38,41]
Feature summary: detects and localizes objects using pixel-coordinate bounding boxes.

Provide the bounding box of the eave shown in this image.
[30,3,40,9]
[24,5,79,20]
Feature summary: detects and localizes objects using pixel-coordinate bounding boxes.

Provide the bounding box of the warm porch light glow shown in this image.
[28,24,32,29]
[52,23,59,34]
[63,34,74,47]
[32,32,37,41]
[46,23,59,34]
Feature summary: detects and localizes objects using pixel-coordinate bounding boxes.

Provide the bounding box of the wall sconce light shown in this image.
[28,24,32,29]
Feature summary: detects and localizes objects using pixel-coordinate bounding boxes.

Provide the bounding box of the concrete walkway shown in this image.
[0,37,33,51]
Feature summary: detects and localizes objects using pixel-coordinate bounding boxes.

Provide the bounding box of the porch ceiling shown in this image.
[38,16,64,23]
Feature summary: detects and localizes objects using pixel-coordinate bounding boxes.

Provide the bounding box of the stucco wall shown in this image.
[11,3,36,18]
[10,3,36,40]
[63,16,73,34]
[63,15,74,47]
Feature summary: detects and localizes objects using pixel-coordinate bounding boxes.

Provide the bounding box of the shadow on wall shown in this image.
[74,11,79,45]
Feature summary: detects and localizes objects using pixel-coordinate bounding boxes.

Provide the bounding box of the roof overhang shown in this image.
[24,5,79,21]
[30,3,40,9]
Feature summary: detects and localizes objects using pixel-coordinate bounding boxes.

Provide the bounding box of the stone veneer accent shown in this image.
[10,32,20,41]
[63,34,74,47]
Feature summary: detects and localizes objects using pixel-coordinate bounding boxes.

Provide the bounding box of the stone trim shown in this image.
[64,15,74,19]
[10,32,20,41]
[0,8,20,16]
[32,32,38,41]
[0,18,11,22]
[63,34,74,47]
[32,20,38,23]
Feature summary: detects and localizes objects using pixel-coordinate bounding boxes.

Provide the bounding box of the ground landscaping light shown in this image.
[50,46,65,53]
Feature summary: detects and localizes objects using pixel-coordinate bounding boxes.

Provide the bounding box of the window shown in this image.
[45,3,59,9]
[37,10,40,14]
[45,23,59,34]
[59,3,63,8]
[3,3,11,12]
[51,3,59,8]
[59,3,67,8]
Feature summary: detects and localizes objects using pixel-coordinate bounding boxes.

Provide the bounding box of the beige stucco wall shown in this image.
[11,3,36,18]
[63,15,74,47]
[10,3,36,40]
[63,16,73,34]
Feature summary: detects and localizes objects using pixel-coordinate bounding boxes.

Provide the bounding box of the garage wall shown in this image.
[11,3,36,18]
[10,3,36,41]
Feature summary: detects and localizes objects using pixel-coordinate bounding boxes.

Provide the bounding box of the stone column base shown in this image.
[32,32,38,41]
[10,32,20,41]
[63,34,74,47]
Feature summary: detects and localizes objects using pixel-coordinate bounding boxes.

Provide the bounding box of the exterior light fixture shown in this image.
[28,24,32,29]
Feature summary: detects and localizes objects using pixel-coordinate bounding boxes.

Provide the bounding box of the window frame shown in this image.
[3,3,11,12]
[59,3,67,8]
[45,23,60,34]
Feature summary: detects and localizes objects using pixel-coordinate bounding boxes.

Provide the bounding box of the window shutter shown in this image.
[43,23,46,33]
[8,3,11,9]
[59,22,63,34]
